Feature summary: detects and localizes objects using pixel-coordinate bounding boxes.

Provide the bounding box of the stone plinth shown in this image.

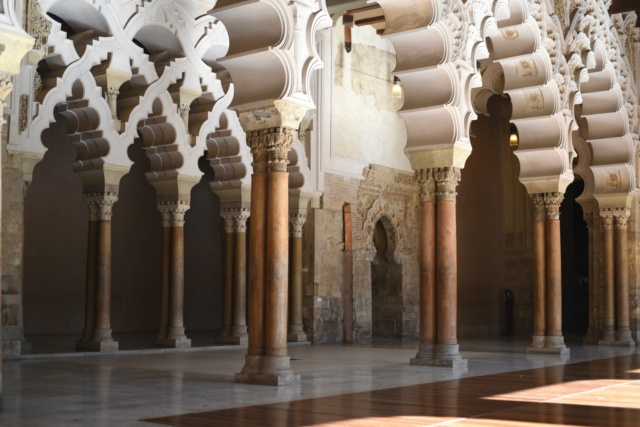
[217,335,248,345]
[599,339,636,347]
[76,339,119,352]
[154,337,192,348]
[527,336,569,355]
[235,355,301,386]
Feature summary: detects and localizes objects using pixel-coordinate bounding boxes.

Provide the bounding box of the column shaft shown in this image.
[265,171,290,357]
[232,222,248,335]
[169,225,185,333]
[436,199,457,345]
[602,214,615,341]
[420,200,436,346]
[157,222,171,339]
[584,213,597,343]
[532,195,546,340]
[248,173,267,356]
[95,218,113,333]
[81,215,98,341]
[614,211,632,343]
[545,218,562,336]
[221,219,234,337]
[288,213,307,341]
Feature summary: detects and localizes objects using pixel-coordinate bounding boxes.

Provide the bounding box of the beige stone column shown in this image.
[600,211,616,343]
[77,194,119,352]
[154,203,191,348]
[543,192,567,353]
[411,169,437,364]
[288,212,308,342]
[529,194,546,350]
[219,213,234,339]
[613,210,634,344]
[432,167,466,367]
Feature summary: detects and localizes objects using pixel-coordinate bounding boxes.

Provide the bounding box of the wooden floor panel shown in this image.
[145,353,640,427]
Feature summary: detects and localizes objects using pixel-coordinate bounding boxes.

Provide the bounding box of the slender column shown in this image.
[411,169,437,364]
[600,211,616,343]
[155,211,171,341]
[432,167,465,367]
[77,194,118,352]
[231,210,249,339]
[614,210,634,344]
[78,202,99,345]
[583,212,598,344]
[529,194,546,349]
[155,203,191,348]
[265,128,295,358]
[288,212,308,342]
[237,131,268,379]
[543,192,567,352]
[219,214,234,338]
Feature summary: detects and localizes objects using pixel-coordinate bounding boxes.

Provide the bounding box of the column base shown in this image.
[410,343,434,364]
[216,335,248,345]
[527,335,545,351]
[411,344,467,368]
[75,339,119,352]
[153,337,192,348]
[287,332,308,342]
[599,339,636,347]
[600,329,615,342]
[235,355,300,386]
[615,330,635,344]
[527,336,569,355]
[2,326,31,358]
[583,328,600,345]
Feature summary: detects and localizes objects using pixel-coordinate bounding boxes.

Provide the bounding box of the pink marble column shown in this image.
[411,169,437,364]
[599,211,616,343]
[431,167,466,367]
[237,131,268,380]
[613,210,633,344]
[288,212,308,342]
[77,194,119,352]
[231,210,249,342]
[154,203,191,348]
[529,194,546,350]
[543,192,567,353]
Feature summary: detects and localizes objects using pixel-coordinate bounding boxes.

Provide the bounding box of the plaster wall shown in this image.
[330,19,411,172]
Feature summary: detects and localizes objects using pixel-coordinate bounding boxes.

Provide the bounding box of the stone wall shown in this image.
[307,165,419,344]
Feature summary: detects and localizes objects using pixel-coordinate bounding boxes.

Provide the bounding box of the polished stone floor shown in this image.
[1,335,638,426]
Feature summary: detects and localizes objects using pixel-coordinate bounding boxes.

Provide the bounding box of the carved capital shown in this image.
[290,212,307,238]
[23,180,32,199]
[84,192,119,221]
[416,168,436,203]
[247,130,269,174]
[601,211,614,230]
[434,167,461,202]
[267,127,296,172]
[220,212,235,234]
[178,104,191,113]
[613,208,630,230]
[543,192,564,220]
[221,208,250,233]
[530,193,546,222]
[583,212,593,229]
[0,73,14,102]
[106,87,120,98]
[158,202,190,227]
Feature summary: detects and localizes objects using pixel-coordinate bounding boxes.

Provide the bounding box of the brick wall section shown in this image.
[306,165,419,344]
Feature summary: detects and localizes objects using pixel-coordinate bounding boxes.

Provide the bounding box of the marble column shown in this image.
[599,211,616,343]
[237,130,268,379]
[529,194,546,350]
[77,193,119,352]
[583,212,599,344]
[154,203,191,348]
[231,209,249,343]
[613,210,634,345]
[432,167,466,367]
[218,213,234,339]
[155,210,172,341]
[411,169,437,364]
[288,212,308,342]
[543,192,568,353]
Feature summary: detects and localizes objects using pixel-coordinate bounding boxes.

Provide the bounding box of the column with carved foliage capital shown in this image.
[434,167,461,202]
[246,130,269,174]
[157,202,190,228]
[416,168,436,203]
[289,212,307,239]
[543,192,564,220]
[530,194,546,222]
[84,192,119,221]
[267,127,297,173]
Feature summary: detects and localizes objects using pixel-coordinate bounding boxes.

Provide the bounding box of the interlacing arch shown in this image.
[472,0,573,194]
